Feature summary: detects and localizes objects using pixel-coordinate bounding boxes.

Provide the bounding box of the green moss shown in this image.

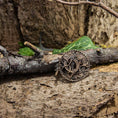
[18,47,35,56]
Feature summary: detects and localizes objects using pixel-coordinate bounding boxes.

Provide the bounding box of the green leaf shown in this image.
[18,47,35,56]
[53,36,99,54]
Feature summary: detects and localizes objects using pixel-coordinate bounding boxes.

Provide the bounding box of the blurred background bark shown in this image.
[0,0,118,50]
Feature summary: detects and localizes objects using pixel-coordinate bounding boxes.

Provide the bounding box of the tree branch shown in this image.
[55,0,118,18]
[1,44,118,77]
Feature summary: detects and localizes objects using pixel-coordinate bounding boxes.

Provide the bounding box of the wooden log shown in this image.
[1,44,118,77]
[82,48,118,66]
[0,53,61,76]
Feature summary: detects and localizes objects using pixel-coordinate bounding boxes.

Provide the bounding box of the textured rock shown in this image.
[0,64,118,118]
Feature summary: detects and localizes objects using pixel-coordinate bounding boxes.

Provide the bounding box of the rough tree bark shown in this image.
[1,43,118,78]
[0,0,118,50]
[56,0,118,18]
[0,0,21,50]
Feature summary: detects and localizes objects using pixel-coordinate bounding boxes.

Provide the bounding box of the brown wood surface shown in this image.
[1,45,118,76]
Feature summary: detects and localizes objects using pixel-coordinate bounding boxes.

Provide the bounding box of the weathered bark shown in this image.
[1,44,118,77]
[13,0,118,48]
[0,0,117,50]
[83,48,118,66]
[0,49,61,76]
[56,0,118,18]
[0,0,21,51]
[16,0,87,48]
[87,0,118,47]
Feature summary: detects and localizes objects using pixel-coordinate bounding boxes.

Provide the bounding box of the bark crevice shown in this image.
[11,0,24,42]
[84,5,91,35]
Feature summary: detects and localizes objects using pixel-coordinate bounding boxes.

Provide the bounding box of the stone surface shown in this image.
[0,64,118,118]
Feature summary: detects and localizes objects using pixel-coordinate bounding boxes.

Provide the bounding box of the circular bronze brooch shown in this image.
[56,50,90,82]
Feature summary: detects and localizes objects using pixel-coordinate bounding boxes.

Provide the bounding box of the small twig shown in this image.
[55,0,118,18]
[24,41,52,56]
[24,41,44,57]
